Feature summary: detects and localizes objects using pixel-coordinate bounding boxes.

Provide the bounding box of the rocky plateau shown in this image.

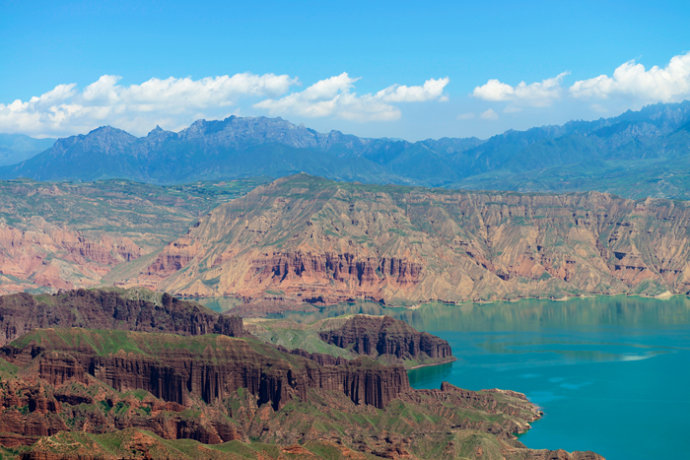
[320,314,454,364]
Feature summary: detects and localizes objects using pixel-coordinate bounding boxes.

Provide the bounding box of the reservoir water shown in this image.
[403,296,690,460]
[268,295,690,459]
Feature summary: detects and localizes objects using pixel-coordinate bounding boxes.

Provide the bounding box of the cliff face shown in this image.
[1,175,688,306]
[0,328,602,460]
[0,220,141,294]
[320,315,453,363]
[0,289,246,346]
[123,174,690,305]
[1,329,409,411]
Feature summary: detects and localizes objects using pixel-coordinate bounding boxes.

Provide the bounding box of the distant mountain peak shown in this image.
[87,125,134,137]
[145,125,175,140]
[2,101,690,199]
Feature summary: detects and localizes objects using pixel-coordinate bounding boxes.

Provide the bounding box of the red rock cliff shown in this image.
[320,315,454,362]
[128,176,690,304]
[0,289,246,346]
[2,329,409,411]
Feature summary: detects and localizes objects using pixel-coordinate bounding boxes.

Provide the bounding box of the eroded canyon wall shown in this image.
[125,175,690,304]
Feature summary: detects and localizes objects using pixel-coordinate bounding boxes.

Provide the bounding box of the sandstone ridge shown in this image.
[1,328,409,411]
[124,174,690,305]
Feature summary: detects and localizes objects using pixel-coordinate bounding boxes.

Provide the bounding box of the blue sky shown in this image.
[2,0,690,139]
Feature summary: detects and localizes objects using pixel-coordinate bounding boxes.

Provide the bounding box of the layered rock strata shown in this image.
[125,174,690,305]
[1,329,409,411]
[0,328,602,459]
[320,315,453,363]
[0,288,246,346]
[0,220,140,294]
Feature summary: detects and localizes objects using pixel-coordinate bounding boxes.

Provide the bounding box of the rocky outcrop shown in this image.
[0,328,602,459]
[252,252,422,288]
[0,220,141,294]
[0,378,603,460]
[125,175,690,306]
[0,288,246,346]
[1,329,409,411]
[320,315,453,363]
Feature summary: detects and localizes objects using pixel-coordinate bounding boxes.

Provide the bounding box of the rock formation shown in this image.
[0,288,246,346]
[0,327,603,459]
[122,174,690,305]
[0,220,140,294]
[1,175,688,306]
[0,178,259,294]
[1,328,410,411]
[320,315,453,363]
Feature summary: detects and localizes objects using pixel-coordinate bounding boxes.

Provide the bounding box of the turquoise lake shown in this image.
[269,295,690,459]
[403,296,690,460]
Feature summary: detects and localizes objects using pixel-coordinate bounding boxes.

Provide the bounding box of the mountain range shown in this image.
[2,101,690,199]
[0,133,55,166]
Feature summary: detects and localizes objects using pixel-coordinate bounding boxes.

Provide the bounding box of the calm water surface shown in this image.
[405,296,690,460]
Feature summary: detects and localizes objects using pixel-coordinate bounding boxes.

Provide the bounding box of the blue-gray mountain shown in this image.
[2,101,690,198]
[0,133,55,166]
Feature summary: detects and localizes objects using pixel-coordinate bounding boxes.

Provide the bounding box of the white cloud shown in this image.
[375,77,450,102]
[570,52,690,102]
[255,73,449,121]
[472,79,514,102]
[473,72,568,107]
[480,108,498,120]
[0,73,297,137]
[0,72,450,136]
[457,112,475,120]
[470,52,690,121]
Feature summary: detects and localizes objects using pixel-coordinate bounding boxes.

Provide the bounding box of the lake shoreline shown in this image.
[406,356,457,370]
[407,296,690,460]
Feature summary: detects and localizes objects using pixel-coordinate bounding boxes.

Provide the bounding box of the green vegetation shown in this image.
[0,358,18,378]
[6,327,314,372]
[0,178,263,248]
[245,318,356,359]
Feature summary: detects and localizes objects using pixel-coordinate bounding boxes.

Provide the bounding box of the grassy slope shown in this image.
[456,157,690,200]
[0,429,379,459]
[244,314,455,369]
[0,178,265,248]
[244,316,359,360]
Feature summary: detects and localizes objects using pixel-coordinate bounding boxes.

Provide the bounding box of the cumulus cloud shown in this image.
[0,73,450,136]
[0,73,297,137]
[375,77,450,102]
[472,79,514,102]
[255,73,449,121]
[470,52,690,120]
[570,52,690,102]
[473,72,568,107]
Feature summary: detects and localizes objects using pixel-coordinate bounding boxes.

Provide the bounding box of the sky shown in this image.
[2,0,690,140]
